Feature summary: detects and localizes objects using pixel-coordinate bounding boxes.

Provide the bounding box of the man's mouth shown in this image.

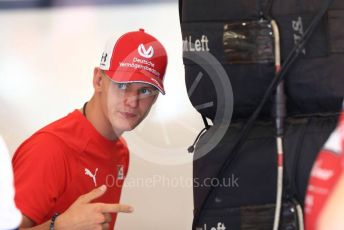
[119,111,137,118]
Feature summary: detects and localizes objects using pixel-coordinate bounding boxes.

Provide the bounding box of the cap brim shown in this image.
[104,70,165,95]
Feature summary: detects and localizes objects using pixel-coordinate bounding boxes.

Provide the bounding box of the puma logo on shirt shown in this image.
[85,168,98,187]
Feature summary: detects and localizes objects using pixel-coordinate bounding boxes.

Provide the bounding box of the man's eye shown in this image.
[117,83,127,90]
[140,88,152,95]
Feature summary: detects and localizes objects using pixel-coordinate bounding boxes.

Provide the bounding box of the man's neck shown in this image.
[81,98,122,141]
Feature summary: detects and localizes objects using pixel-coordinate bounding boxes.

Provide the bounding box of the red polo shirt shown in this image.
[12,110,129,229]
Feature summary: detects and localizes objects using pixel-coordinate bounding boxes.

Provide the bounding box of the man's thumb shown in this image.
[78,185,107,204]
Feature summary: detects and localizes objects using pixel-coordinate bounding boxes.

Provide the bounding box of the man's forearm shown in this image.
[19,214,52,230]
[20,221,51,230]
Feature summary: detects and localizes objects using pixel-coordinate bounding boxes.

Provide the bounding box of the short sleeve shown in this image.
[12,132,68,224]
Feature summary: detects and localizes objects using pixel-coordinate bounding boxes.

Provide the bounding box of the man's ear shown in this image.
[93,67,104,93]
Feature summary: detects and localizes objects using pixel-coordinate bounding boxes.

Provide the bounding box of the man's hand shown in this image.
[53,185,133,230]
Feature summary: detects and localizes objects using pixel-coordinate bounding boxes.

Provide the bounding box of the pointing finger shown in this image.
[77,185,107,204]
[99,203,134,213]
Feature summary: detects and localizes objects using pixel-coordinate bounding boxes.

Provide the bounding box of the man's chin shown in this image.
[109,119,139,133]
[124,127,135,132]
[115,124,137,133]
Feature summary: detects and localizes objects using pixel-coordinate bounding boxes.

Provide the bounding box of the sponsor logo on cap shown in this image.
[100,52,108,66]
[138,44,154,58]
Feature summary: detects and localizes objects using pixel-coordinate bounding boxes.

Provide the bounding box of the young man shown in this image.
[12,28,168,230]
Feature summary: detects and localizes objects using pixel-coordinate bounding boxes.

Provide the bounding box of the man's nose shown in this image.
[125,92,139,108]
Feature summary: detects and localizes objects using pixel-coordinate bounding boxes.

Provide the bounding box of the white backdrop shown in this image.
[0,2,204,229]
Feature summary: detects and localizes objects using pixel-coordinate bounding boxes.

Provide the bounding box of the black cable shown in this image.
[201,114,211,130]
[192,0,334,228]
[188,127,208,153]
